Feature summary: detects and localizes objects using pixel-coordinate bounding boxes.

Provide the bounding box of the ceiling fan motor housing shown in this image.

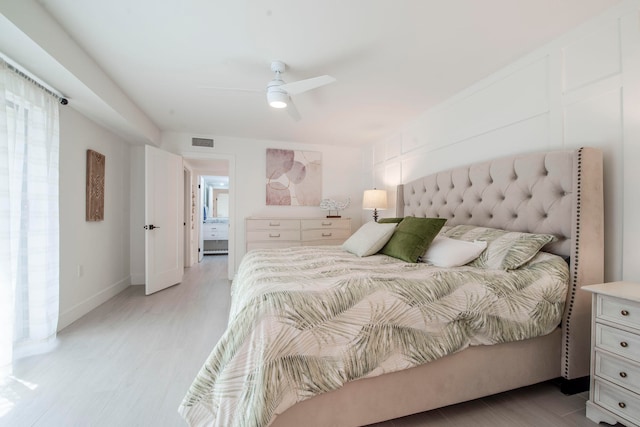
[267,67,288,108]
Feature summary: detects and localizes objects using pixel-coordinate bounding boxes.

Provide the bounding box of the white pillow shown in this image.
[421,236,487,267]
[342,221,398,257]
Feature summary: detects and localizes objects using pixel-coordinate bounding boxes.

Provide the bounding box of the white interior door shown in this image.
[145,145,184,295]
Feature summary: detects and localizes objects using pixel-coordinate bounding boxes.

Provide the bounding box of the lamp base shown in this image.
[373,208,379,222]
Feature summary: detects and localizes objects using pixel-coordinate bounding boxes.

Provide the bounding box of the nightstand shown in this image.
[584,282,640,427]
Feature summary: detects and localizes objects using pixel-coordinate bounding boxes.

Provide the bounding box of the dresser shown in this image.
[245,217,351,251]
[584,282,640,427]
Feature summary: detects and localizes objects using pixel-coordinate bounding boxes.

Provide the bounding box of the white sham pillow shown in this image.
[421,236,487,267]
[342,221,398,257]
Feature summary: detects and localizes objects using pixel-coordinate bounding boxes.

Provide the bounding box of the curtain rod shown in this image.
[1,53,69,105]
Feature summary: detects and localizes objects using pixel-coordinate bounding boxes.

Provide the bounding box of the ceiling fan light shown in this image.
[267,90,288,108]
[270,100,287,108]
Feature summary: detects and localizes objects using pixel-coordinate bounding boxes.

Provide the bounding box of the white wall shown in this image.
[363,1,640,283]
[158,133,363,274]
[58,107,131,330]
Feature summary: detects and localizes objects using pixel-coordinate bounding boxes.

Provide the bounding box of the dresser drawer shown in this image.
[301,219,350,230]
[595,350,640,395]
[210,230,229,240]
[247,230,300,242]
[596,323,640,363]
[593,379,640,426]
[247,241,301,251]
[247,219,300,231]
[302,228,351,242]
[598,294,640,331]
[204,224,228,239]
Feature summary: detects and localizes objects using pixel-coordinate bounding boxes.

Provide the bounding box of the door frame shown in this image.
[183,166,192,267]
[182,152,236,280]
[198,175,205,263]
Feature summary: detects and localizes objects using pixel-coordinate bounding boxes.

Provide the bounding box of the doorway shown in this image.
[183,156,235,280]
[200,175,229,256]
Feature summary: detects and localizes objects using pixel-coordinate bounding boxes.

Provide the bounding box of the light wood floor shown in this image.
[0,256,610,427]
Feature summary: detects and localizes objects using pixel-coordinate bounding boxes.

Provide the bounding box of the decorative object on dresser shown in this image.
[319,198,350,218]
[266,149,322,206]
[245,217,351,251]
[362,188,387,222]
[584,282,640,427]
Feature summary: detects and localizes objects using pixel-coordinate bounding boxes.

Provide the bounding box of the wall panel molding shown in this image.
[363,2,640,282]
[562,20,622,92]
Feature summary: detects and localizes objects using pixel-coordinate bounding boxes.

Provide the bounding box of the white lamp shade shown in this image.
[362,189,387,210]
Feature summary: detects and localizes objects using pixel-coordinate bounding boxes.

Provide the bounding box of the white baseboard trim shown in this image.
[130,274,145,285]
[58,276,131,331]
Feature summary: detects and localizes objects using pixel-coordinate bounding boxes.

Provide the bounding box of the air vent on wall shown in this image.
[192,137,214,148]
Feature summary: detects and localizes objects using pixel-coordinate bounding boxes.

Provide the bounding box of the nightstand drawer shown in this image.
[596,323,640,363]
[593,380,640,426]
[598,294,640,331]
[246,219,301,231]
[595,350,640,395]
[301,219,350,230]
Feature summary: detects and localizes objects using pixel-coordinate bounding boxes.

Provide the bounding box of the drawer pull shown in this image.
[269,233,281,238]
[620,371,628,378]
[269,222,281,226]
[620,341,629,348]
[322,222,332,226]
[621,309,629,316]
[322,232,332,237]
[619,402,626,409]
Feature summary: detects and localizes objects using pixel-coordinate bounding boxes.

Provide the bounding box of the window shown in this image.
[0,58,60,380]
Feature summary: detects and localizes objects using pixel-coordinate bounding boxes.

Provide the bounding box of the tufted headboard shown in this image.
[397,147,604,380]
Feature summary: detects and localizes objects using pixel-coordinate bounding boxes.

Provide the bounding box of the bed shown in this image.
[179,147,604,427]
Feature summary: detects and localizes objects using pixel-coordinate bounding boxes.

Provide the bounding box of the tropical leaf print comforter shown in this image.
[179,246,569,427]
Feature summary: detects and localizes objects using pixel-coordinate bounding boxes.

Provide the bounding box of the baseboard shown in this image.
[551,376,590,395]
[57,276,130,331]
[130,273,145,285]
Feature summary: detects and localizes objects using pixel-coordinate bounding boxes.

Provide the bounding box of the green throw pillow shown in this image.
[380,217,447,262]
[378,217,403,224]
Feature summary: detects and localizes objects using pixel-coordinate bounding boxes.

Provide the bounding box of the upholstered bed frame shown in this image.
[272,147,604,427]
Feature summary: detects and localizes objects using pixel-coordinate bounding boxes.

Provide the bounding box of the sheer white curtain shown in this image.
[0,59,60,378]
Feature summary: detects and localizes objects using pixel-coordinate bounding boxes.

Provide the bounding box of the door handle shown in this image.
[144,224,160,230]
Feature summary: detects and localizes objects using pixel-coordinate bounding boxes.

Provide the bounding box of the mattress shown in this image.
[179,245,569,427]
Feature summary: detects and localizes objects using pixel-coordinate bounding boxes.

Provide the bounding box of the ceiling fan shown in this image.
[266,60,336,120]
[203,60,336,121]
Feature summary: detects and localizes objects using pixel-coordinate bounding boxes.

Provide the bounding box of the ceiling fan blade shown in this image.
[279,75,336,95]
[198,86,263,94]
[287,100,301,121]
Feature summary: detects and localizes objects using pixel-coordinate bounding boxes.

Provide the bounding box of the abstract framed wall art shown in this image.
[86,149,105,221]
[266,148,322,206]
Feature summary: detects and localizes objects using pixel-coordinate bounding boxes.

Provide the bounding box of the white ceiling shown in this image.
[15,1,624,146]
